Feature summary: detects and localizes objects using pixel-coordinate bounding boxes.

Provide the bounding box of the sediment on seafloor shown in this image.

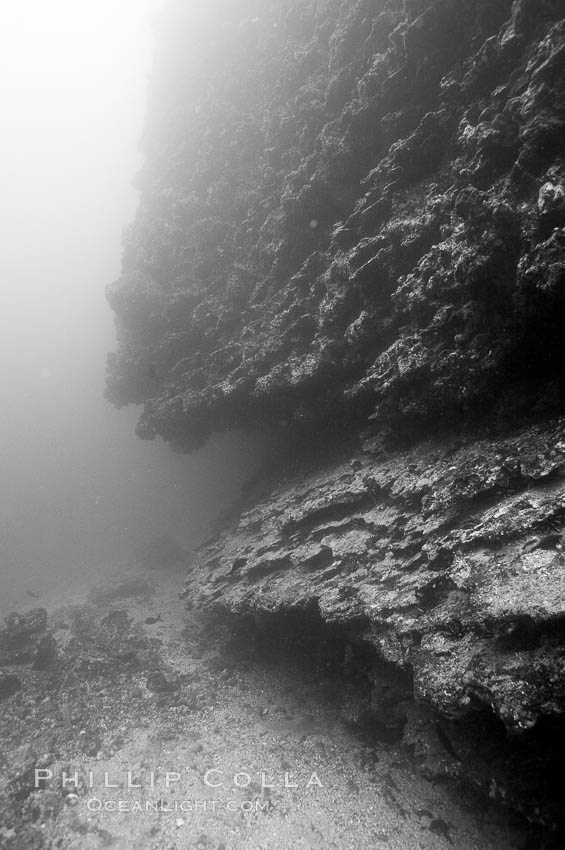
[106,0,565,836]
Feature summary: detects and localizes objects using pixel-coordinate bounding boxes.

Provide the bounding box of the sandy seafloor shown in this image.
[0,562,532,850]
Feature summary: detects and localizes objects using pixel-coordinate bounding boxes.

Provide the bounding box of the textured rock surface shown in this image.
[107,0,565,449]
[184,415,565,830]
[187,416,565,734]
[0,609,49,666]
[106,0,565,834]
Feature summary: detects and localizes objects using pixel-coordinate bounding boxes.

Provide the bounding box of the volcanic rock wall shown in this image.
[107,0,565,832]
[108,0,565,448]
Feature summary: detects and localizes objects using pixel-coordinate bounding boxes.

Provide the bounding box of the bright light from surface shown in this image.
[0,0,161,355]
[0,0,271,605]
[0,0,158,247]
[0,0,163,583]
[1,0,156,124]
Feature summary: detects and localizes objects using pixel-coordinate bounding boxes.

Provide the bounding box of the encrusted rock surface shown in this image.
[106,0,565,834]
[184,415,565,830]
[186,417,565,733]
[107,0,565,449]
[0,609,50,666]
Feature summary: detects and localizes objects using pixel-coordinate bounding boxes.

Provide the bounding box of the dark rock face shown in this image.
[186,417,565,730]
[107,0,565,449]
[106,0,565,833]
[0,609,49,665]
[0,671,22,701]
[184,416,565,829]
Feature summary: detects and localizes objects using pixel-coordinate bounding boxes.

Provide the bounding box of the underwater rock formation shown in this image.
[0,609,49,666]
[187,417,565,736]
[106,0,565,833]
[107,0,565,449]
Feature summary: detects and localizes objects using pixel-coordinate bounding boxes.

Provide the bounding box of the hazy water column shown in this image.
[0,1,266,605]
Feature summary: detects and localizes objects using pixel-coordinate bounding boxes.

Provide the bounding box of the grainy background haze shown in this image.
[0,0,266,608]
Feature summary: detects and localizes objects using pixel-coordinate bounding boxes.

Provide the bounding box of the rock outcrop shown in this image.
[106,0,565,835]
[187,417,565,735]
[185,416,565,826]
[107,0,565,449]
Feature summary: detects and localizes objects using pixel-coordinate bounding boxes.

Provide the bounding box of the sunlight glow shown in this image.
[0,0,162,394]
[0,0,162,306]
[1,0,158,137]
